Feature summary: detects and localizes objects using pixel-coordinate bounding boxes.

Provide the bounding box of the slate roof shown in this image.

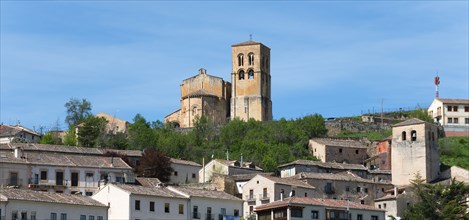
[435,98,469,104]
[310,138,368,149]
[170,186,242,201]
[392,118,427,127]
[170,158,202,167]
[112,184,186,198]
[0,188,107,207]
[0,151,132,169]
[255,197,382,212]
[260,175,315,189]
[0,125,39,138]
[278,160,368,171]
[290,172,375,184]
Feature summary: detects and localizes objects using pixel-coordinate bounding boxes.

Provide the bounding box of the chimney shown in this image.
[199,68,206,75]
[240,154,243,168]
[14,147,22,159]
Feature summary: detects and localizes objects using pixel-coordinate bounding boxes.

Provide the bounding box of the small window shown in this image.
[238,54,244,66]
[291,190,296,197]
[192,173,196,178]
[356,187,361,192]
[371,216,379,220]
[41,171,47,180]
[150,201,155,212]
[305,192,308,197]
[364,188,368,193]
[402,131,407,141]
[97,217,103,220]
[31,212,37,220]
[248,53,254,65]
[248,69,254,79]
[88,216,94,220]
[355,150,359,154]
[179,204,184,214]
[454,118,459,124]
[345,186,350,192]
[51,213,57,220]
[465,118,469,124]
[165,203,170,213]
[60,213,67,220]
[85,191,93,196]
[291,208,303,217]
[192,106,197,116]
[454,106,459,111]
[465,106,469,112]
[234,209,239,217]
[447,106,453,112]
[311,210,319,219]
[357,214,363,220]
[361,200,365,204]
[174,171,178,176]
[339,148,343,153]
[80,215,86,220]
[238,70,245,80]
[384,203,387,209]
[135,200,140,211]
[448,117,453,123]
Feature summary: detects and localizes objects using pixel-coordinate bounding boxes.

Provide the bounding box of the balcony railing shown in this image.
[245,194,256,202]
[259,193,270,201]
[205,213,214,220]
[192,212,201,219]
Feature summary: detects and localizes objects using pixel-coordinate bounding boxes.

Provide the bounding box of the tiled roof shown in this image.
[0,188,107,207]
[435,98,469,104]
[255,197,382,212]
[290,172,375,184]
[310,138,368,149]
[0,151,132,169]
[392,118,427,127]
[171,158,202,167]
[135,178,162,187]
[112,184,186,198]
[231,173,274,181]
[232,40,261,47]
[0,125,39,137]
[215,159,263,170]
[261,175,315,189]
[182,89,220,99]
[170,186,242,201]
[0,143,143,157]
[278,160,367,170]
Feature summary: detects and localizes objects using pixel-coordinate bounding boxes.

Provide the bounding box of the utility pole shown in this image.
[381,98,384,129]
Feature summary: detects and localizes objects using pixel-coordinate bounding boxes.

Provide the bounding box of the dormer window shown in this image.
[248,69,254,79]
[248,53,254,65]
[238,54,244,66]
[238,70,245,80]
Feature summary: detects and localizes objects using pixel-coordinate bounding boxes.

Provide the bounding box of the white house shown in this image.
[199,159,263,183]
[0,125,40,144]
[0,188,108,220]
[242,174,317,218]
[428,98,469,136]
[168,186,243,220]
[93,184,188,220]
[169,158,202,185]
[255,197,386,220]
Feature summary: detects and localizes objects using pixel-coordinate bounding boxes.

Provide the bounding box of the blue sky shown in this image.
[1,1,468,131]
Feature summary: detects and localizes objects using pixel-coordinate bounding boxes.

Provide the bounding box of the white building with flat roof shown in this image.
[428,98,469,136]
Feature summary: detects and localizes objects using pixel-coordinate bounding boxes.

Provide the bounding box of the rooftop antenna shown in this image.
[249,34,252,41]
[434,72,440,98]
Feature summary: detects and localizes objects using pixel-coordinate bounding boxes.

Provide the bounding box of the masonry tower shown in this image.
[230,41,272,121]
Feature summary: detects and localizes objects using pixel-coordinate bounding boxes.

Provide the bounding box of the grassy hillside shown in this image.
[335,130,392,141]
[439,136,469,169]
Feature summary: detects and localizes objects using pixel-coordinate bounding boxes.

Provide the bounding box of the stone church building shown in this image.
[165,41,272,128]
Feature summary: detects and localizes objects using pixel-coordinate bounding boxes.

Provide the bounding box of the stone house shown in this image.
[241,174,317,218]
[199,159,263,183]
[290,172,393,206]
[428,98,469,136]
[255,197,385,220]
[364,137,392,171]
[391,118,440,186]
[309,138,369,164]
[95,112,130,134]
[165,41,273,128]
[278,160,369,179]
[0,188,108,220]
[374,187,415,220]
[0,124,40,144]
[169,158,202,185]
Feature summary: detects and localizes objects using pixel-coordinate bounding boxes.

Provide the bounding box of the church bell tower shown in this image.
[230,40,272,121]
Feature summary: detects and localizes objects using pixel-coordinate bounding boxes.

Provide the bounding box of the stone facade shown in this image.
[165,41,272,128]
[391,118,440,186]
[309,138,369,164]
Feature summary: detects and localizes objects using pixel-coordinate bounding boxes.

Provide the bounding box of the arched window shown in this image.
[192,106,197,116]
[402,131,407,141]
[238,70,245,80]
[248,53,254,65]
[248,69,254,79]
[238,54,244,66]
[411,130,417,141]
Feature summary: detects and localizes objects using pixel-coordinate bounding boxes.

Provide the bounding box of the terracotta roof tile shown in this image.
[255,197,382,212]
[290,172,375,184]
[261,175,315,189]
[232,41,261,47]
[278,160,367,170]
[310,138,368,149]
[435,98,469,104]
[136,177,162,187]
[0,188,107,207]
[392,118,427,127]
[170,158,202,167]
[170,186,242,201]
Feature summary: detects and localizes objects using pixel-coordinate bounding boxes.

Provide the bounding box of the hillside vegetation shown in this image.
[439,136,469,169]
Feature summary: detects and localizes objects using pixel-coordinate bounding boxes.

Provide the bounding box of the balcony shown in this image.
[324,185,335,194]
[204,213,214,220]
[259,193,270,201]
[245,194,256,202]
[192,212,201,219]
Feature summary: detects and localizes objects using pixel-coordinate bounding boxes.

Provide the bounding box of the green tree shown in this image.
[64,98,92,127]
[40,132,63,145]
[99,132,129,150]
[404,175,469,220]
[136,148,173,182]
[128,114,155,150]
[77,116,107,147]
[63,127,77,146]
[408,109,434,123]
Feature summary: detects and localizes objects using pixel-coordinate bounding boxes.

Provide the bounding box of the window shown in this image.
[150,201,155,212]
[97,217,103,220]
[21,211,27,220]
[305,192,308,197]
[56,171,64,186]
[85,191,93,196]
[371,216,379,220]
[291,190,296,197]
[356,187,361,192]
[454,106,459,111]
[249,206,253,214]
[248,53,254,65]
[248,69,254,79]
[378,204,381,209]
[238,54,244,66]
[345,186,350,192]
[361,200,365,204]
[89,216,94,220]
[165,203,170,213]
[238,70,245,80]
[454,118,459,124]
[192,173,196,178]
[12,211,18,220]
[71,172,79,186]
[311,210,319,219]
[355,150,359,154]
[9,172,18,186]
[339,148,342,153]
[357,214,363,220]
[51,213,57,220]
[465,106,469,112]
[60,213,67,220]
[291,208,303,217]
[174,171,178,176]
[80,215,86,220]
[31,212,37,220]
[41,171,47,180]
[234,209,239,217]
[364,188,368,193]
[192,106,197,116]
[465,118,469,124]
[135,200,140,211]
[193,206,199,219]
[384,203,387,209]
[448,117,453,123]
[179,204,184,214]
[447,106,453,111]
[402,131,407,141]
